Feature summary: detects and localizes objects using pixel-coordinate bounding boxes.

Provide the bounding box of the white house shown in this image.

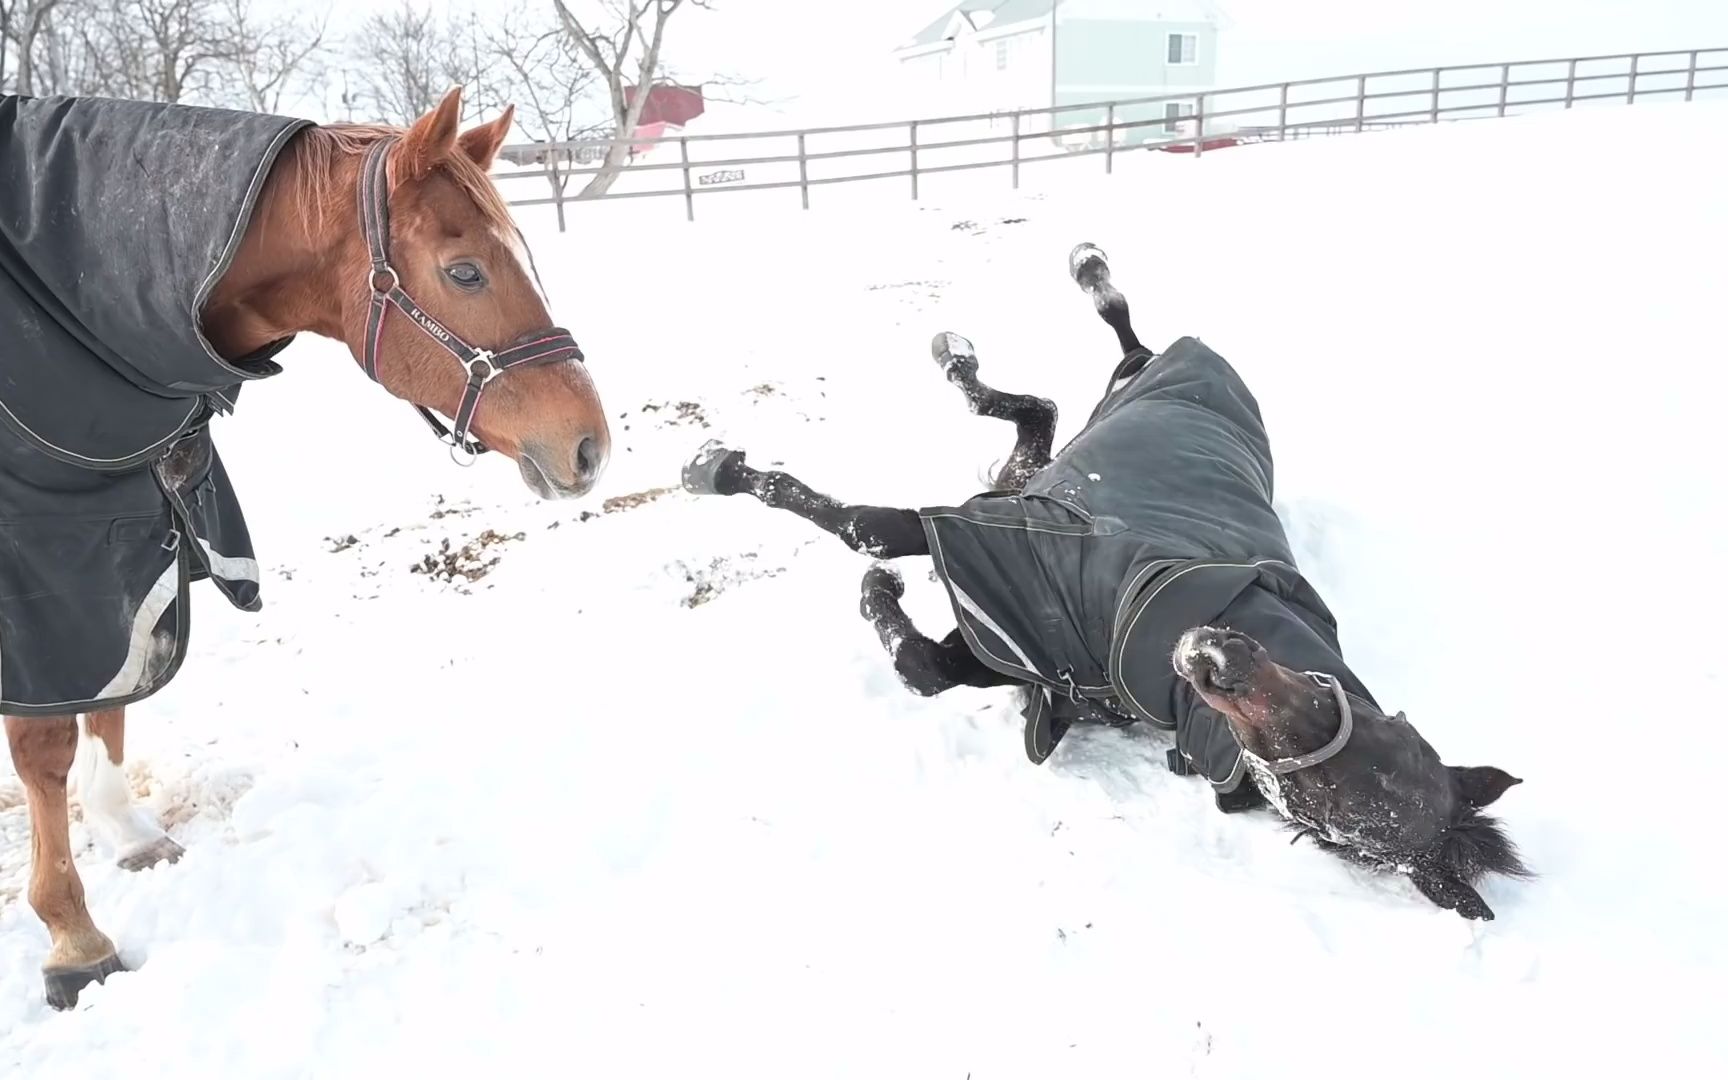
[893,1,1229,143]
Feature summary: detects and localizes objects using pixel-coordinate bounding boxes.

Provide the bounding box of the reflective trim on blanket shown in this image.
[95,560,180,700]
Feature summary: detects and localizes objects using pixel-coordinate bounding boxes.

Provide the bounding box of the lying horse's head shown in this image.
[1173,626,1529,920]
[293,87,609,498]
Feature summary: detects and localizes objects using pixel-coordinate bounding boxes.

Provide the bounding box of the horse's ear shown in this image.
[1449,765,1522,809]
[398,86,465,182]
[458,104,515,171]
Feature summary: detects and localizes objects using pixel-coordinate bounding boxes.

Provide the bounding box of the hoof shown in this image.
[681,439,744,496]
[44,953,126,1011]
[118,835,185,872]
[1069,242,1111,291]
[859,564,906,621]
[930,331,978,377]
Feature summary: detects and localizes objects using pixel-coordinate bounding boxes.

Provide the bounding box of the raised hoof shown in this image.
[44,953,126,1011]
[930,331,978,377]
[1069,242,1111,292]
[118,835,186,872]
[681,439,744,496]
[859,564,906,621]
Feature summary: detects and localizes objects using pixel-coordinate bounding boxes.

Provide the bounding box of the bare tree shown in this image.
[350,0,489,125]
[550,0,710,199]
[59,0,233,103]
[217,0,328,114]
[1,0,64,94]
[478,2,599,231]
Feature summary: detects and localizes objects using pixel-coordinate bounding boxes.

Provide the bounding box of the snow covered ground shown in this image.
[4,101,1726,1078]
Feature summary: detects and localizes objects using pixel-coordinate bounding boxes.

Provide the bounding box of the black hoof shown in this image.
[930,331,978,377]
[861,563,905,602]
[1069,242,1111,292]
[681,439,744,496]
[44,953,126,1011]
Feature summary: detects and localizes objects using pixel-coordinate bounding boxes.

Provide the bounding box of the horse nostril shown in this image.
[574,436,603,482]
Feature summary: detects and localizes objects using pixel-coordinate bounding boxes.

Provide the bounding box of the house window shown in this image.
[1164,102,1186,132]
[1168,33,1197,65]
[996,39,1009,70]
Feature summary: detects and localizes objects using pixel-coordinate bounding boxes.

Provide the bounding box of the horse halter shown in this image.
[1250,672,1357,776]
[358,137,584,464]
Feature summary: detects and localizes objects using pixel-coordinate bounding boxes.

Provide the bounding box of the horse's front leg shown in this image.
[5,715,126,1009]
[682,441,928,558]
[859,565,1017,696]
[79,709,184,872]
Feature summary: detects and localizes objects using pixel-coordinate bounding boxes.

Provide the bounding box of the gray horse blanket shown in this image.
[0,94,312,715]
[920,337,1380,808]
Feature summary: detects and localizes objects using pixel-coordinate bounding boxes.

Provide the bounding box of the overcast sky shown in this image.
[319,0,1728,126]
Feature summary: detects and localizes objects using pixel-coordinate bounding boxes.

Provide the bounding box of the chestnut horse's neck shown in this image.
[200,128,362,362]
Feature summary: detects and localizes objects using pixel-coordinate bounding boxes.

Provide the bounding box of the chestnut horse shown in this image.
[3,86,609,1008]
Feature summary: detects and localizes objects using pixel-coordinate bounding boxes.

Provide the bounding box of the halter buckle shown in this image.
[370,265,400,295]
[467,351,500,386]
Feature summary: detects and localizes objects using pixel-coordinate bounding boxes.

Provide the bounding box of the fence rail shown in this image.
[499,46,1728,223]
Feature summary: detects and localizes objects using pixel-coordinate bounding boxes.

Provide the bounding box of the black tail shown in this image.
[1439,811,1533,883]
[1068,242,1144,356]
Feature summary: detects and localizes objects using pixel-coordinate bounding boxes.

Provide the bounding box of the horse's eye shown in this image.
[445,263,486,290]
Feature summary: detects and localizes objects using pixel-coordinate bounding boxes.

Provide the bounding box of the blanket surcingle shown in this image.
[919,337,1380,808]
[0,94,313,715]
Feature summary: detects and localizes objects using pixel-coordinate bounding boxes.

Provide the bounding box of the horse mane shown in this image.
[287,122,516,239]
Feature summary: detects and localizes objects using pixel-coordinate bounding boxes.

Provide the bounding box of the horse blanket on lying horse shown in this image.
[919,336,1380,808]
[0,95,313,715]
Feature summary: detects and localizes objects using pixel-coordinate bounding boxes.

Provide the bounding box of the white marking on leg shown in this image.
[73,719,172,862]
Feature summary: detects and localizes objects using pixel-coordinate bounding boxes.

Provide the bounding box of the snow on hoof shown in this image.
[860,562,905,601]
[44,952,126,1011]
[681,439,744,496]
[117,834,185,872]
[1069,242,1111,291]
[930,331,978,377]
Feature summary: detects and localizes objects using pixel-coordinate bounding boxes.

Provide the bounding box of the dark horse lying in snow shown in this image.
[682,243,1530,920]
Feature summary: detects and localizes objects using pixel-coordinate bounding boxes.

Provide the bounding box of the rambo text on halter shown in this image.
[358,137,583,463]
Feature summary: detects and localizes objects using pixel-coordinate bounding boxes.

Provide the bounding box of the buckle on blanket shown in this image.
[161,528,181,553]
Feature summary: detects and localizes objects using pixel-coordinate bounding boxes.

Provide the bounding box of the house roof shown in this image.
[900,0,1228,49]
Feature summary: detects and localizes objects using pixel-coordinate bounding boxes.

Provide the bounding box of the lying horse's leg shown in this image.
[930,332,1056,490]
[5,715,126,1010]
[682,441,928,558]
[860,565,1016,695]
[1069,243,1151,375]
[79,709,185,872]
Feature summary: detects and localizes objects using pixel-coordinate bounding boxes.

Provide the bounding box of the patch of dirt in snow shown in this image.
[410,529,527,588]
[675,552,789,608]
[602,485,679,514]
[637,399,710,428]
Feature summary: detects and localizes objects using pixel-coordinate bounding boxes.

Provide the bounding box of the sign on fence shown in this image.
[698,169,746,186]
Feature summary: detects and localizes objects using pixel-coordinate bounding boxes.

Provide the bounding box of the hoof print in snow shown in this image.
[639,400,710,429]
[411,529,525,589]
[676,552,787,608]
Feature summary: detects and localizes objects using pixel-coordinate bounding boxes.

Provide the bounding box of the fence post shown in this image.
[797,132,809,210]
[1685,49,1699,101]
[1277,82,1289,140]
[1430,67,1441,124]
[1105,103,1115,173]
[1498,63,1510,117]
[1355,74,1367,132]
[1565,58,1577,107]
[679,137,694,222]
[1193,95,1206,157]
[1627,53,1639,104]
[909,121,920,201]
[1011,112,1022,188]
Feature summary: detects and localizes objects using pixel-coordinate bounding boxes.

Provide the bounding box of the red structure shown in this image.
[623,83,706,153]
